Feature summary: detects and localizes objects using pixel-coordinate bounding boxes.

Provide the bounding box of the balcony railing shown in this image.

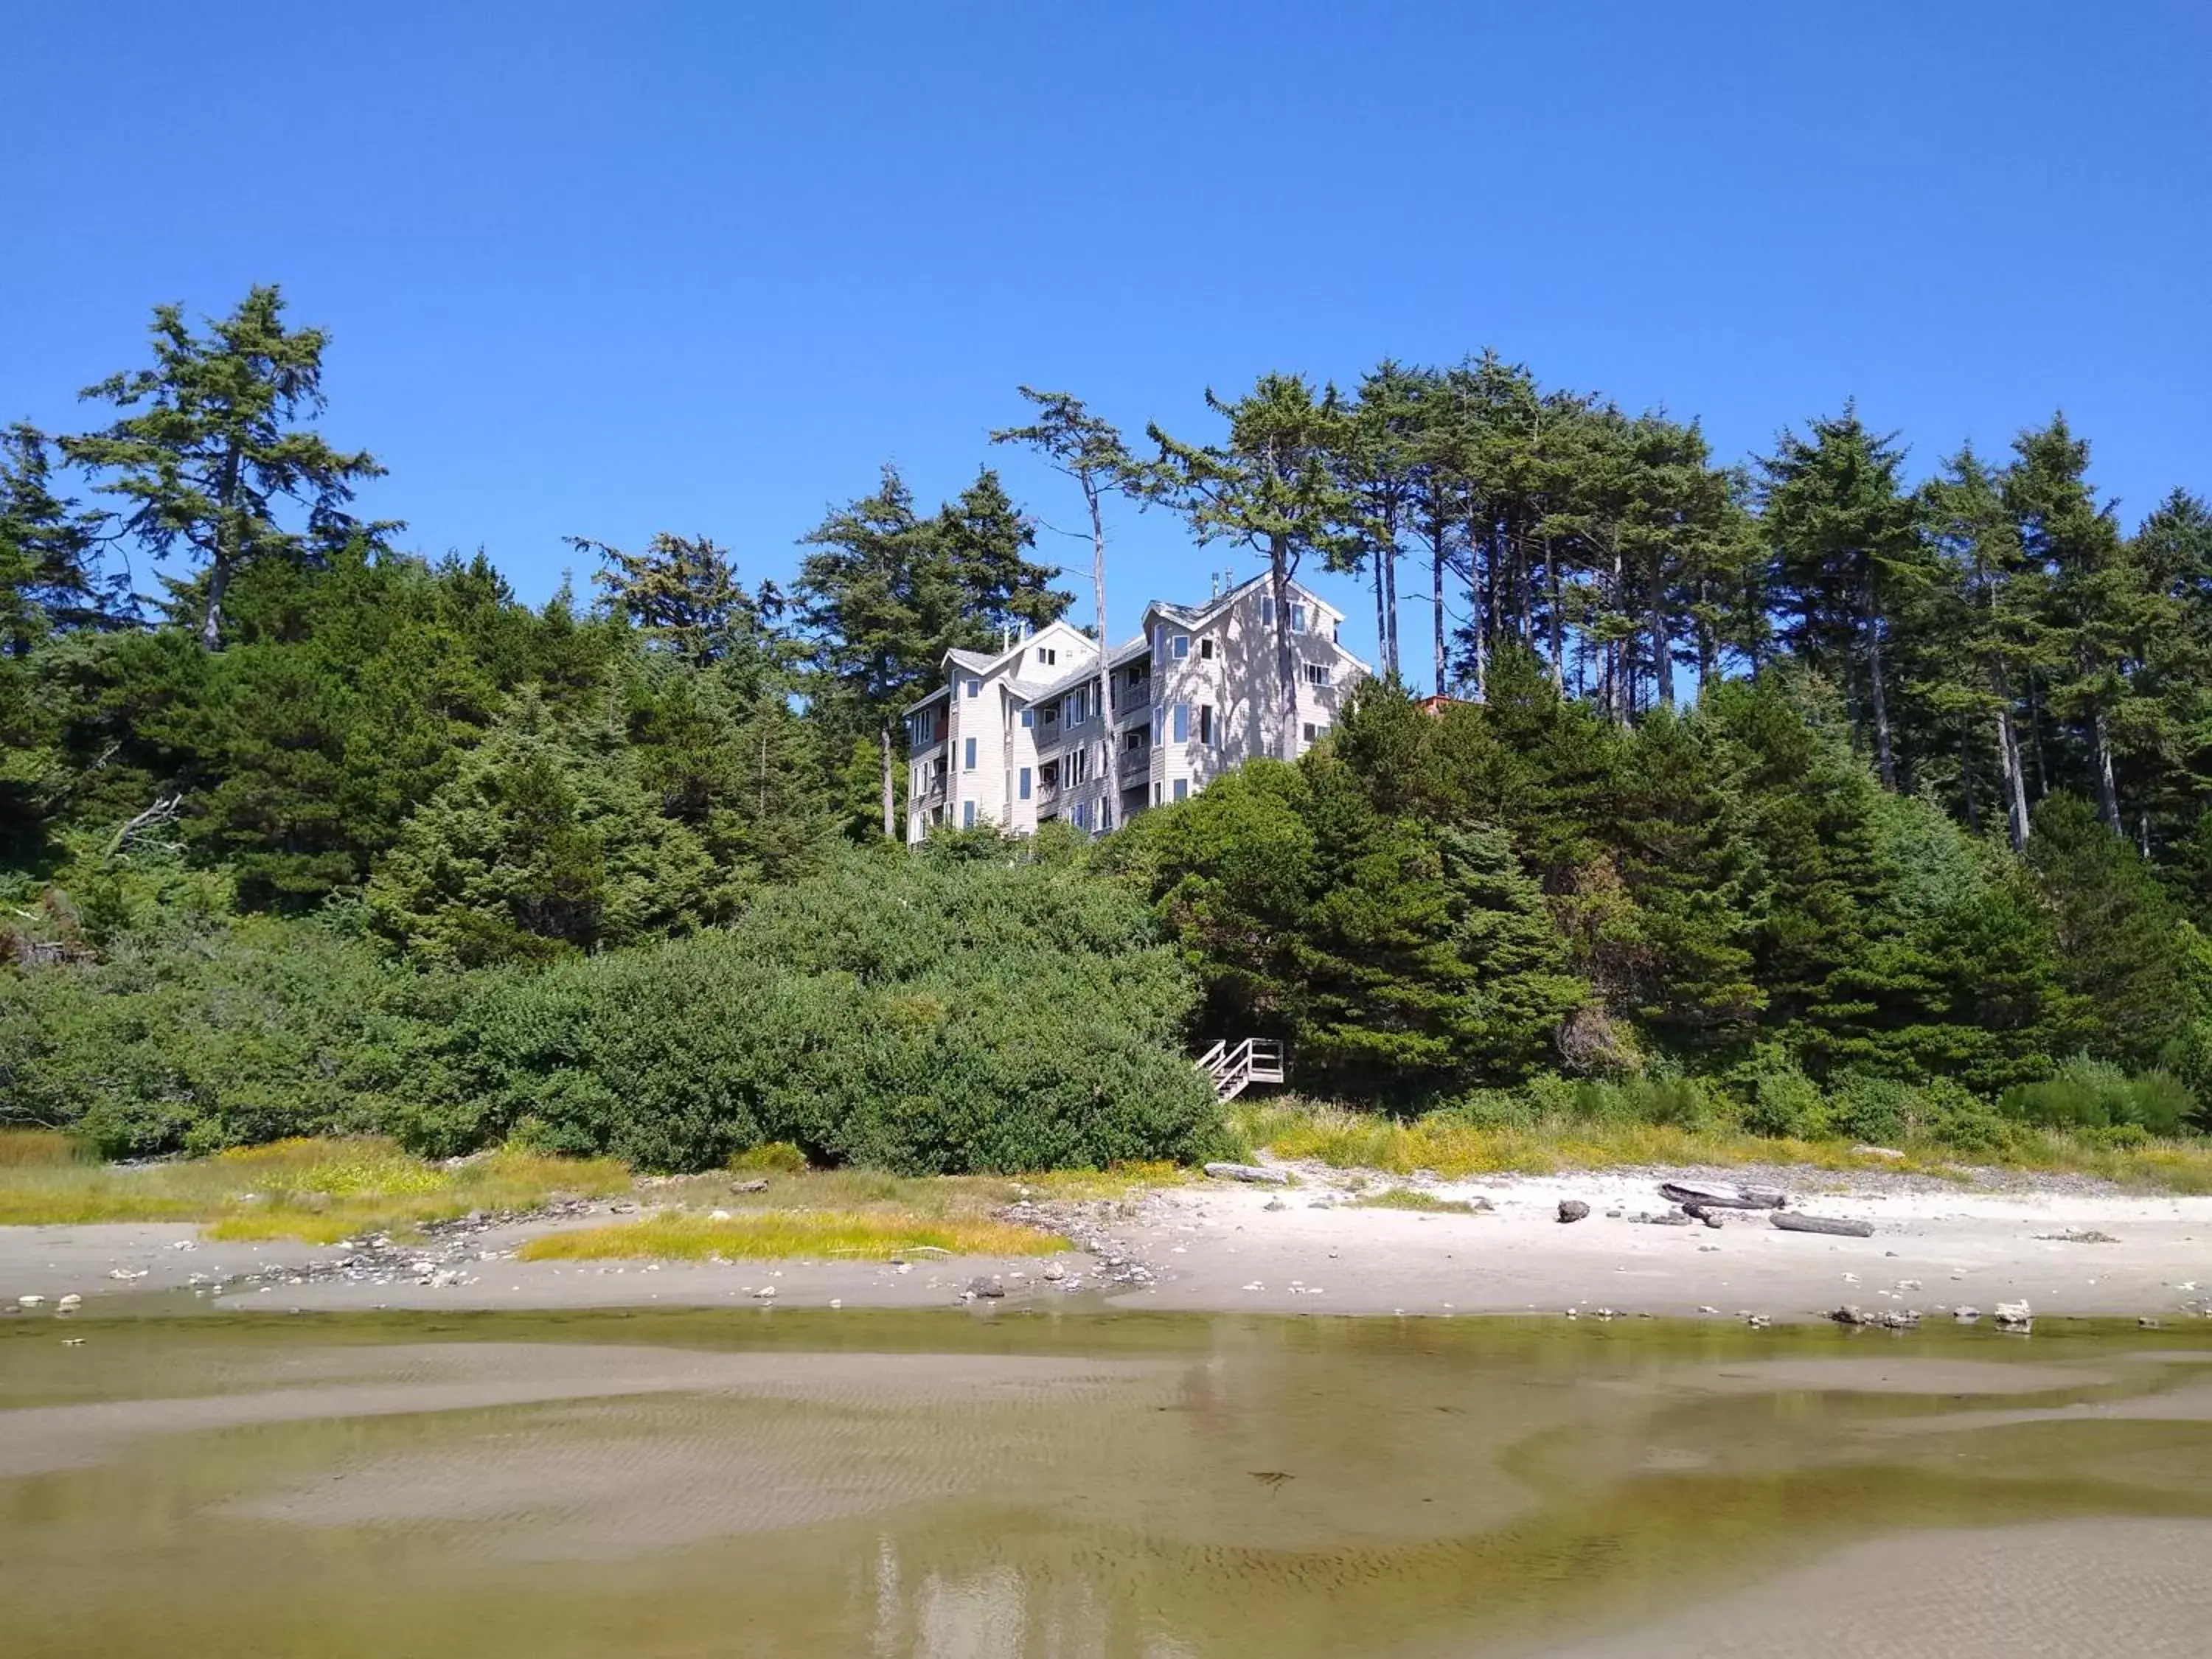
[1117,745,1151,779]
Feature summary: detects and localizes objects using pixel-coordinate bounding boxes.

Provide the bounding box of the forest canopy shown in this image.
[7,285,2212,1168]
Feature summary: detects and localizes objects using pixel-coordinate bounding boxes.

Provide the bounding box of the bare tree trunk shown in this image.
[1372,553,1390,680]
[199,555,232,652]
[1650,563,1674,711]
[1270,552,1299,754]
[1992,660,2031,849]
[1430,532,1447,696]
[1545,538,1564,686]
[880,723,896,841]
[2091,700,2122,833]
[1088,480,1112,830]
[1382,535,1399,679]
[1863,580,1896,789]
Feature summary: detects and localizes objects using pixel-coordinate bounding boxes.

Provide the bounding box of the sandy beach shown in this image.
[5,1159,2209,1325]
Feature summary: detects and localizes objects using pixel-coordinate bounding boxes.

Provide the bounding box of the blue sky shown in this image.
[8,2,2209,678]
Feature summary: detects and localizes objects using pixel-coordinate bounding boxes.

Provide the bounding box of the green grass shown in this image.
[1229,1099,2212,1194]
[515,1209,1070,1262]
[1346,1187,1488,1214]
[0,1137,632,1242]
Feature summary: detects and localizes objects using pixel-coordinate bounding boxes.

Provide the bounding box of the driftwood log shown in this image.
[1659,1180,1787,1210]
[1770,1211,1875,1239]
[1203,1161,1292,1186]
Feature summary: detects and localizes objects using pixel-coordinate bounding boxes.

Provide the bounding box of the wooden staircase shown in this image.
[1195,1037,1285,1102]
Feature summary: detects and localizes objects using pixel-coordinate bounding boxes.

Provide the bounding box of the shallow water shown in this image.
[3,1307,2211,1656]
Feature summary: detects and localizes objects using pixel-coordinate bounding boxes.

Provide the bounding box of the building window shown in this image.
[1066,746,1091,785]
[1018,766,1032,800]
[1260,595,1274,626]
[1041,704,1058,728]
[963,737,977,770]
[1020,709,1034,728]
[962,800,976,829]
[1171,634,1189,659]
[1036,647,1057,667]
[1099,800,1113,830]
[1153,782,1163,805]
[1304,662,1332,687]
[1198,704,1214,745]
[1039,759,1058,788]
[1200,637,1216,660]
[965,678,981,698]
[1172,703,1189,742]
[1304,722,1319,742]
[1123,728,1145,752]
[1173,779,1189,802]
[1290,602,1307,634]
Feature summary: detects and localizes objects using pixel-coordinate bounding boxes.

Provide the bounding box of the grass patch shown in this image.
[515,1209,1069,1262]
[0,1129,86,1168]
[1346,1187,1487,1214]
[0,1137,631,1241]
[1230,1099,2212,1194]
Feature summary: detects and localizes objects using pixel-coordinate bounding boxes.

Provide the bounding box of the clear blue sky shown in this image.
[8,2,2208,675]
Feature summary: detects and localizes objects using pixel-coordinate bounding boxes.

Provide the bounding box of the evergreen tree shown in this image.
[794,465,1068,839]
[1758,406,1927,788]
[572,531,772,673]
[365,692,731,966]
[2006,417,2154,835]
[61,286,386,650]
[2023,790,2194,1065]
[1144,375,1359,752]
[1,423,125,655]
[993,386,1141,824]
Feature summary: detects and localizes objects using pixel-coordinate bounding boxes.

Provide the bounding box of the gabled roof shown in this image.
[1143,569,1346,633]
[1021,635,1147,705]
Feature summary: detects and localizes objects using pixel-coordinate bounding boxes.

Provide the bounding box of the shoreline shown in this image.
[5,1159,2210,1327]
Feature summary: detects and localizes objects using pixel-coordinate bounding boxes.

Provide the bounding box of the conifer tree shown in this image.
[62,287,386,650]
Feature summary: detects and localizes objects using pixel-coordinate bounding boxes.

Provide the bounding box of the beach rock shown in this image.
[1041,1262,1065,1281]
[967,1276,1006,1299]
[56,1294,81,1310]
[1630,1210,1693,1226]
[1955,1307,1981,1323]
[752,1285,777,1300]
[1994,1300,2033,1331]
[1262,1198,1287,1212]
[1203,1162,1291,1186]
[1557,1200,1590,1223]
[17,1295,45,1309]
[1853,1145,1906,1161]
[730,1179,769,1194]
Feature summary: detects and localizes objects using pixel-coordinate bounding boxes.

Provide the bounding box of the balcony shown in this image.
[1116,745,1151,780]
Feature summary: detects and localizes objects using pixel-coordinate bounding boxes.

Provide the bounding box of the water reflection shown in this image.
[1,1310,2209,1658]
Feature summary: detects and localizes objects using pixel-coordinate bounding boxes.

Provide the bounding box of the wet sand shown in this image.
[1537,1519,2212,1658]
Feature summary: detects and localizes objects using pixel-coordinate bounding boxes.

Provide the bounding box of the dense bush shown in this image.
[1,853,1226,1173]
[1999,1057,2197,1136]
[0,918,425,1157]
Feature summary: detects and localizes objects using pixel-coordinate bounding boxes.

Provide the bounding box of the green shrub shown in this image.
[2000,1057,2196,1136]
[1826,1074,1915,1144]
[731,1141,808,1172]
[1732,1047,1832,1138]
[3,853,1226,1175]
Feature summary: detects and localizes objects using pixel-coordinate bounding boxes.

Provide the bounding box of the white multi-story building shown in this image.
[902,573,1371,842]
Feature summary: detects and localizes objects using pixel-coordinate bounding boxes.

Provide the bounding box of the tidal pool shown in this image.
[3,1307,2209,1656]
